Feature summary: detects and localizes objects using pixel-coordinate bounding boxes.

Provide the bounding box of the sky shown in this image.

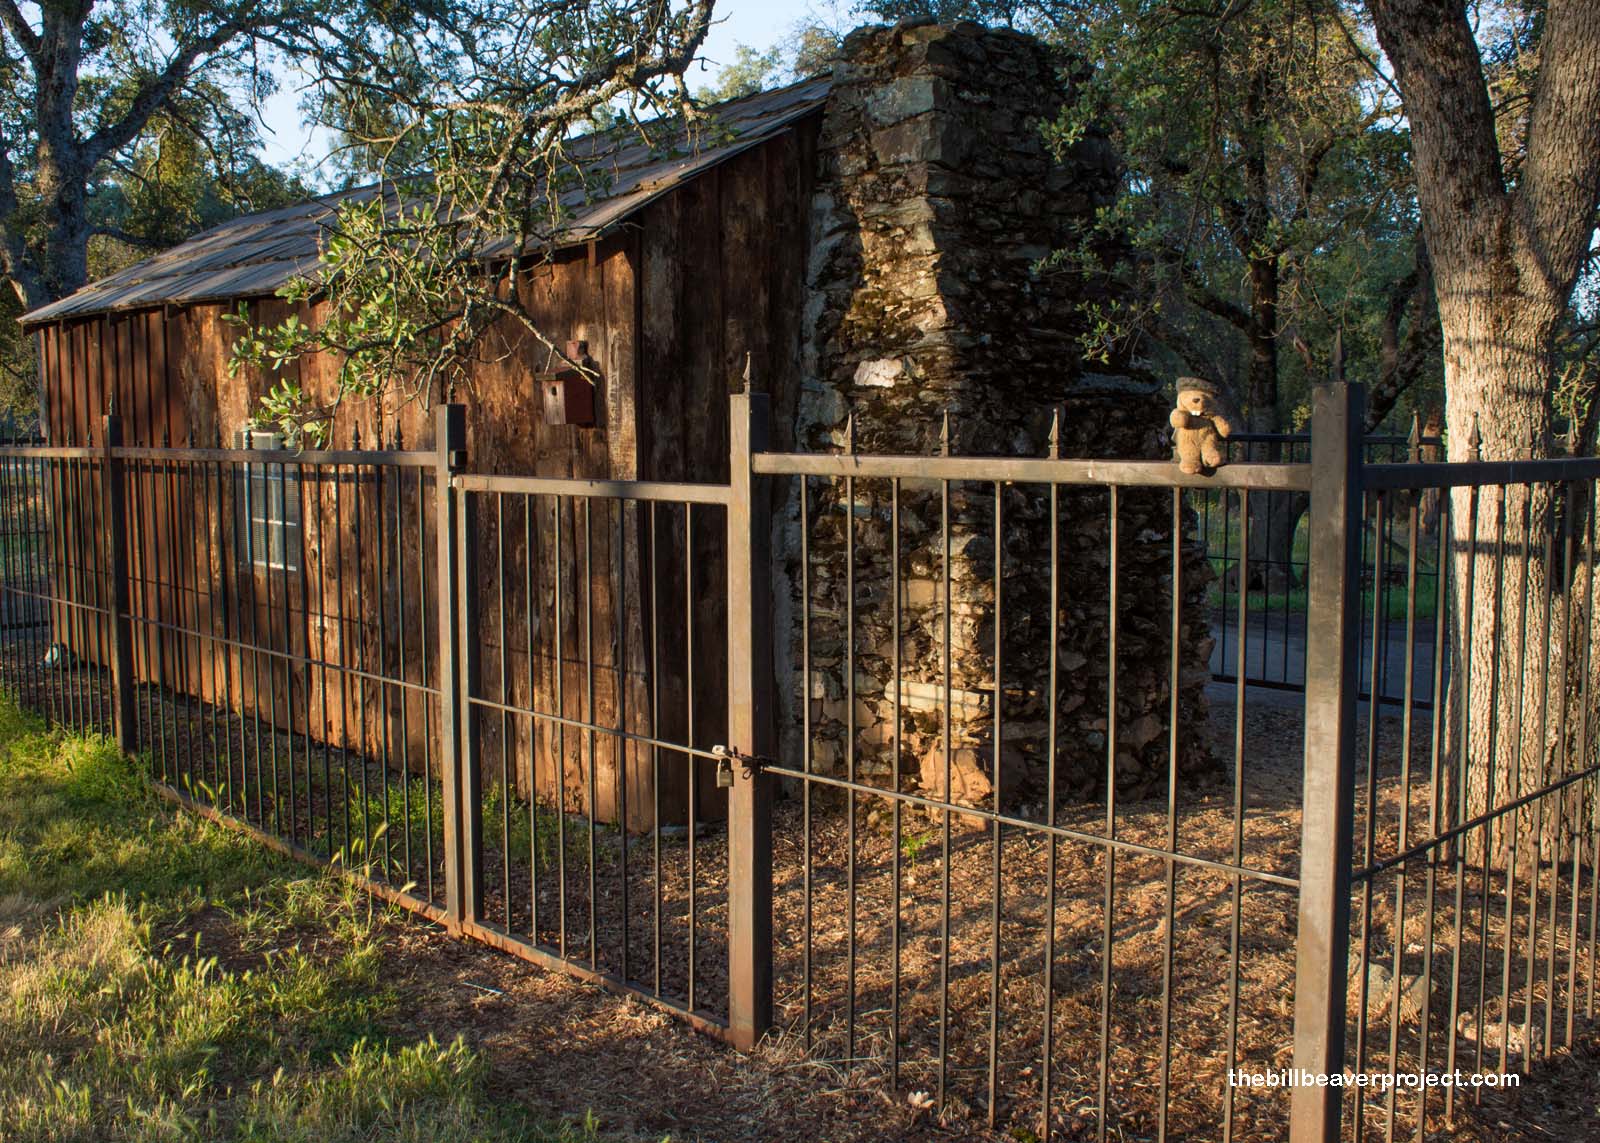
[255,0,834,178]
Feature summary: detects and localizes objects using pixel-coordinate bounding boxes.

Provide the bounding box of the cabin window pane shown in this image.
[235,430,301,572]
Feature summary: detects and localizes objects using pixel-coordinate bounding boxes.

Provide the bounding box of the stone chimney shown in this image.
[782,22,1214,807]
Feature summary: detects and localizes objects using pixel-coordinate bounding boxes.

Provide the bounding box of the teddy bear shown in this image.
[1169,377,1239,475]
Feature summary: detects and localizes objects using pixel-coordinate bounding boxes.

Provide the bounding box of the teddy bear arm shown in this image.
[1173,428,1204,474]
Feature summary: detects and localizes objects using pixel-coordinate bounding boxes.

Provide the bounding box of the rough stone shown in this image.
[919,745,993,806]
[775,22,1215,810]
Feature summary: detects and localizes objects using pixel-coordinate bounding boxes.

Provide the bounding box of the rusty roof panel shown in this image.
[22,78,829,327]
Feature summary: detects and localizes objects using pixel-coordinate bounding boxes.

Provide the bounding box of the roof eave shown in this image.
[18,79,829,329]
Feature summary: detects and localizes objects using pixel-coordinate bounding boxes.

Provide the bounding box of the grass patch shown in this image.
[0,699,611,1143]
[1210,575,1439,623]
[479,782,625,872]
[1197,493,1442,620]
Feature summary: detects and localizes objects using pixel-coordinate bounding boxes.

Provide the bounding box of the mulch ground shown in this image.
[372,883,1600,1143]
[383,688,1600,1142]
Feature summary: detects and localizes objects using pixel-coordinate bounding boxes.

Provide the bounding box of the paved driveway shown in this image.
[1208,609,1441,704]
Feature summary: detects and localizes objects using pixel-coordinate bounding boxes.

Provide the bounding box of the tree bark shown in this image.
[1369,0,1600,865]
[1236,101,1301,591]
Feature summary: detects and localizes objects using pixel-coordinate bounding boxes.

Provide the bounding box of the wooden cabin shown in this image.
[18,23,1208,825]
[19,76,826,826]
[21,76,825,471]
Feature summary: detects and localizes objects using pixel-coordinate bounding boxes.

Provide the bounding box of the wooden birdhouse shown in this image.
[540,340,596,427]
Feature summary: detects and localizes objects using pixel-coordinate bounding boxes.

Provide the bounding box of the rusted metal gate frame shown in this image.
[430,393,775,1046]
[748,395,1330,1140]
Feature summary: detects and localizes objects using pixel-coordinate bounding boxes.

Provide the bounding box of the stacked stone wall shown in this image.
[777,22,1214,806]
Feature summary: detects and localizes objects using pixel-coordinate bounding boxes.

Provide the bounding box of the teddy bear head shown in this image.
[1175,377,1232,418]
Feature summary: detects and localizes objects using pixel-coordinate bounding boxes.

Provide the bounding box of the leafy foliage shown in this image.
[229,1,723,438]
[696,44,785,103]
[1046,2,1424,422]
[0,1,327,423]
[845,1,1441,432]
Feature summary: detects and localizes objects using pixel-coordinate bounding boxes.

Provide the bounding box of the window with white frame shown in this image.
[235,429,301,572]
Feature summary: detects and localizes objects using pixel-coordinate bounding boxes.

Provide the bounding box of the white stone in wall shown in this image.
[853,358,906,388]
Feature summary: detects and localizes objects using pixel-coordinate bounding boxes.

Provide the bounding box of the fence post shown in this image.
[102,412,136,754]
[434,404,481,928]
[1289,381,1364,1141]
[726,384,773,1049]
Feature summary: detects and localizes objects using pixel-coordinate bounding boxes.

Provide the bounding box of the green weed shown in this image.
[0,693,615,1143]
[900,825,938,867]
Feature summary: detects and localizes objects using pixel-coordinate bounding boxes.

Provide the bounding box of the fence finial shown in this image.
[1048,407,1061,460]
[940,410,951,457]
[741,351,753,395]
[1408,410,1421,462]
[1468,413,1482,461]
[844,411,855,455]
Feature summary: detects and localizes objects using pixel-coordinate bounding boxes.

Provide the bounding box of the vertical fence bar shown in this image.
[102,413,136,754]
[434,404,474,927]
[1289,381,1364,1142]
[726,385,773,1049]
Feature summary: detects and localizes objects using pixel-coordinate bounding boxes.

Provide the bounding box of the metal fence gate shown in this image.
[0,382,1597,1142]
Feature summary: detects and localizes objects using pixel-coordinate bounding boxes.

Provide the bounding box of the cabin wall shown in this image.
[632,121,820,822]
[32,124,817,828]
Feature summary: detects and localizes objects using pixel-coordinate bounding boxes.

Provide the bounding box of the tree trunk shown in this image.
[1439,273,1582,868]
[1240,254,1301,590]
[1367,0,1600,871]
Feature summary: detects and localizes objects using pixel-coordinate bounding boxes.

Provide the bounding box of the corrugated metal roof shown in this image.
[22,76,830,326]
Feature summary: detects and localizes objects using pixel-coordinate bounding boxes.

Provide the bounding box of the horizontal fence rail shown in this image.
[0,386,1594,1143]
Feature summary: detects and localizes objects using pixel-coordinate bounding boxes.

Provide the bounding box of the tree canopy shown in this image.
[6,0,1598,455]
[0,0,721,434]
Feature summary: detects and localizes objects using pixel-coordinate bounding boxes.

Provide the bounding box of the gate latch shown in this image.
[712,744,767,786]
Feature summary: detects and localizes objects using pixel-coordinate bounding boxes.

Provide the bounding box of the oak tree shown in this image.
[1366,0,1600,858]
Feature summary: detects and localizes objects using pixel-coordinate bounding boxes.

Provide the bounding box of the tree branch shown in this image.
[1180,264,1254,333]
[0,0,39,63]
[1516,0,1600,306]
[82,19,254,165]
[90,225,167,249]
[1367,0,1508,261]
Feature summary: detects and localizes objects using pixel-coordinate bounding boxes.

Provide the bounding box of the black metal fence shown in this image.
[0,385,1594,1142]
[1199,430,1444,704]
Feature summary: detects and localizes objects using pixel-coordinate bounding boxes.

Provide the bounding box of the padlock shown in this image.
[713,744,735,788]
